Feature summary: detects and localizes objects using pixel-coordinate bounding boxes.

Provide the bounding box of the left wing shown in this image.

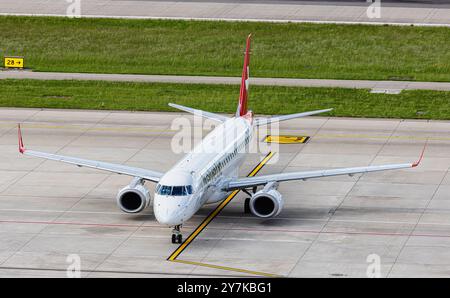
[225,147,425,190]
[18,125,164,182]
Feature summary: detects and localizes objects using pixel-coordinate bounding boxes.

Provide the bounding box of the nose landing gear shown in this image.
[171,225,183,244]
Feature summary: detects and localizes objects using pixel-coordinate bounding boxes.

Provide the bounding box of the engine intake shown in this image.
[249,182,283,218]
[117,178,151,213]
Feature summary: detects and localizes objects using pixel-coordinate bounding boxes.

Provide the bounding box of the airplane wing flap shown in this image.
[226,162,417,190]
[18,124,163,182]
[24,150,163,182]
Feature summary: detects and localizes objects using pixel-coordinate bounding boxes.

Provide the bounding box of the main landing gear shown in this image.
[171,225,183,244]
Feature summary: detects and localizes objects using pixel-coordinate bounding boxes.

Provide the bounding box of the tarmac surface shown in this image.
[0,108,449,277]
[2,71,450,92]
[1,0,450,26]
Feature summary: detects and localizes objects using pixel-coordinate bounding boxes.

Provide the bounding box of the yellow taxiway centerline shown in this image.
[8,124,450,142]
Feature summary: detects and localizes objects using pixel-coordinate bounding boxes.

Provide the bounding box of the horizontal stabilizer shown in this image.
[169,103,230,123]
[255,108,333,126]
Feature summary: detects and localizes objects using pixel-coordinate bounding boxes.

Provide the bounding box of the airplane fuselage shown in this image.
[153,116,253,226]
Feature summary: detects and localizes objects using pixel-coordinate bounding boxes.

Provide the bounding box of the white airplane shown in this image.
[18,35,425,244]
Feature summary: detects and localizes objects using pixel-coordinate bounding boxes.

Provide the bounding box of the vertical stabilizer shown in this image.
[236,34,251,117]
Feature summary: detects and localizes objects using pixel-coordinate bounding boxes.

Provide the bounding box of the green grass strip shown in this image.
[1,79,449,120]
[0,16,449,81]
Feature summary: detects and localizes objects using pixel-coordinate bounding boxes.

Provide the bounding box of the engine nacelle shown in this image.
[249,182,283,218]
[116,178,151,213]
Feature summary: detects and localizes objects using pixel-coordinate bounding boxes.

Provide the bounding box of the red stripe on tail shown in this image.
[238,34,251,117]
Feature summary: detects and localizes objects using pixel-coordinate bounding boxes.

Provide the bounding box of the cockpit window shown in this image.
[156,184,193,196]
[172,186,185,196]
[158,185,172,196]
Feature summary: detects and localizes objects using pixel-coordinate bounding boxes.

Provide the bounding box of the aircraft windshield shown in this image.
[156,184,193,196]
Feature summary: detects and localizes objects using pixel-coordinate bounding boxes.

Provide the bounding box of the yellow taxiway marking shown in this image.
[167,151,278,277]
[171,259,279,278]
[264,135,309,144]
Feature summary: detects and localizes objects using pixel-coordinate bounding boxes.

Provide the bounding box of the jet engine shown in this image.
[116,178,151,213]
[249,182,283,218]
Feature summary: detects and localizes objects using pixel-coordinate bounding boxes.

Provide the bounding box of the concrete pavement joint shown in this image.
[386,165,450,277]
[0,111,111,267]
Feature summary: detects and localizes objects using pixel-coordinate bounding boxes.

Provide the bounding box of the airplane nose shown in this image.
[154,207,178,225]
[154,195,185,226]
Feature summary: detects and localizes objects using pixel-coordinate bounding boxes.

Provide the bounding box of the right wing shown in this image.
[18,125,163,182]
[225,146,426,190]
[169,103,230,123]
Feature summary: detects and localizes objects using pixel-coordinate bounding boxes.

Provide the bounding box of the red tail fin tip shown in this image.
[237,34,252,117]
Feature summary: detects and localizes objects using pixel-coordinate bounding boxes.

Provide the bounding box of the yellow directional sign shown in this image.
[264,135,310,144]
[3,56,24,69]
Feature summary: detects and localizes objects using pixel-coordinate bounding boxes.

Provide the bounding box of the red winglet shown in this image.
[18,124,25,154]
[412,140,427,167]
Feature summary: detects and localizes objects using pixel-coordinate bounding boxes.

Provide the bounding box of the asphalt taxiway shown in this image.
[0,108,449,277]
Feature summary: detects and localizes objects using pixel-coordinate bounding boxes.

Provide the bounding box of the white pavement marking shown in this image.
[370,89,403,94]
